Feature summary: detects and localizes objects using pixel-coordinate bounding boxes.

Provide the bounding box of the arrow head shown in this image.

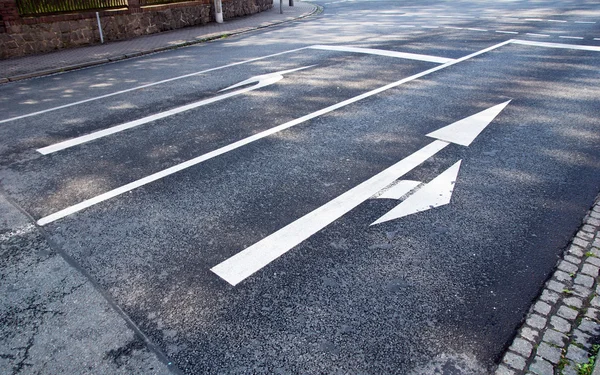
[426,100,511,146]
[371,160,462,225]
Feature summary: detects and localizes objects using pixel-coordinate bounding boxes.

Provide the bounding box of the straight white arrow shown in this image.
[211,101,511,286]
[37,66,314,155]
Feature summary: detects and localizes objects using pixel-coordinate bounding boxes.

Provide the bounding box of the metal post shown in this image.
[289,0,293,6]
[279,0,282,14]
[214,0,223,23]
[95,12,104,44]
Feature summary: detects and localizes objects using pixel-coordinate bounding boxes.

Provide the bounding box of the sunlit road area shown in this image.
[1,0,600,373]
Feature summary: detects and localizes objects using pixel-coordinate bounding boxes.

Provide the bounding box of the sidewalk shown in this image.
[497,196,600,375]
[0,0,318,83]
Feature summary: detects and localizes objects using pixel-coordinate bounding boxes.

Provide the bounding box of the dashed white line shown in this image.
[559,36,584,40]
[548,19,567,23]
[421,25,440,28]
[496,30,519,34]
[574,21,596,24]
[527,33,550,38]
[595,38,600,41]
[524,18,544,22]
[444,26,464,30]
[467,28,488,32]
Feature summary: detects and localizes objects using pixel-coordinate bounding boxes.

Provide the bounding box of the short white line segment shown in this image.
[559,36,584,40]
[526,33,550,37]
[496,30,519,34]
[511,39,600,51]
[309,45,454,64]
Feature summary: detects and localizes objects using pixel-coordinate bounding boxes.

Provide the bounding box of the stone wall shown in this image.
[0,0,272,59]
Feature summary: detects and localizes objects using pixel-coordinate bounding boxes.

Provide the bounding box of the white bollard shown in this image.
[96,12,104,43]
[214,0,223,23]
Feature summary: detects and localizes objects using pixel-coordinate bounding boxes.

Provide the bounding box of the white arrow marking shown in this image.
[211,101,511,286]
[371,160,462,225]
[426,100,511,146]
[374,180,421,200]
[37,66,314,155]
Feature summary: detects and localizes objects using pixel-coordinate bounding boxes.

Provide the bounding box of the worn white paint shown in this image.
[309,45,455,64]
[496,30,519,34]
[426,101,511,146]
[371,160,462,225]
[375,180,421,200]
[37,66,314,155]
[210,140,451,286]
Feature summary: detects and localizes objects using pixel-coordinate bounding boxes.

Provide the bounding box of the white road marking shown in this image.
[211,140,450,285]
[375,180,421,200]
[309,45,454,64]
[524,18,544,22]
[480,16,497,19]
[548,19,567,23]
[37,66,314,155]
[444,26,464,30]
[559,36,584,40]
[36,40,513,226]
[575,21,596,24]
[467,28,488,32]
[426,101,511,146]
[511,39,600,51]
[526,33,550,37]
[595,38,600,41]
[211,101,511,285]
[496,30,519,34]
[371,160,462,225]
[421,25,440,28]
[0,47,311,125]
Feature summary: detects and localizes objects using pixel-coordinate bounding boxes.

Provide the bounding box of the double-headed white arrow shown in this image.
[211,100,511,286]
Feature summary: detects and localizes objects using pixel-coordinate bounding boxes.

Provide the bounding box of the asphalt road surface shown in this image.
[1,0,600,374]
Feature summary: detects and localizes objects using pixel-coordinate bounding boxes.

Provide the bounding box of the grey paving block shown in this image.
[536,342,562,364]
[566,344,589,364]
[503,352,527,371]
[557,305,579,321]
[509,337,533,357]
[529,356,554,375]
[542,329,568,347]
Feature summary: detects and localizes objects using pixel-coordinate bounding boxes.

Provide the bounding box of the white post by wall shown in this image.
[95,12,104,43]
[214,0,223,23]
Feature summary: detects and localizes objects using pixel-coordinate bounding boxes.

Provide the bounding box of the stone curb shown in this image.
[1,3,320,84]
[497,195,600,375]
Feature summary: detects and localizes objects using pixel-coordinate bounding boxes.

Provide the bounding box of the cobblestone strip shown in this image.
[497,195,600,375]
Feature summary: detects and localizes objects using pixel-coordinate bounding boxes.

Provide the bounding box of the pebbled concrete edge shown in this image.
[1,3,320,84]
[496,194,600,375]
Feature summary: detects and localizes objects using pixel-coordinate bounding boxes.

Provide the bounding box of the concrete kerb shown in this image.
[497,193,600,375]
[2,3,321,84]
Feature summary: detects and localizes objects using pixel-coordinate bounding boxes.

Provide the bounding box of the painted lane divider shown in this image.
[0,47,312,125]
[210,101,511,286]
[308,45,455,64]
[36,40,513,226]
[37,66,315,155]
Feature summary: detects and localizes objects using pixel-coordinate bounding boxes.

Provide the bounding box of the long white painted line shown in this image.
[575,21,596,24]
[467,28,488,32]
[444,26,464,30]
[548,19,567,23]
[524,18,544,22]
[36,40,512,226]
[559,36,584,40]
[211,140,450,285]
[0,47,311,125]
[496,30,519,34]
[38,66,313,155]
[526,33,550,37]
[595,38,600,41]
[421,25,440,29]
[511,39,600,51]
[308,45,455,64]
